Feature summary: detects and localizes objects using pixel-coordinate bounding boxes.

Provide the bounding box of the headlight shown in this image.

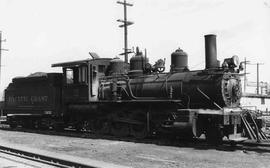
[222,55,239,69]
[231,55,239,67]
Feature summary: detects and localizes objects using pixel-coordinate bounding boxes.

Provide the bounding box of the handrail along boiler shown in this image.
[3,34,244,143]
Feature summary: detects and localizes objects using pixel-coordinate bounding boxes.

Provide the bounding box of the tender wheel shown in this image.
[23,120,35,129]
[35,118,51,130]
[81,120,92,132]
[75,122,83,132]
[10,122,17,129]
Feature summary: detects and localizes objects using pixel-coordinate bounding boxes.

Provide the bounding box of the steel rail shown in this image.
[0,125,269,148]
[0,145,97,168]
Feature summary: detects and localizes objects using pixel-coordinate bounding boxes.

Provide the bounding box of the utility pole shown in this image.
[0,31,8,84]
[117,0,134,63]
[256,63,263,95]
[243,59,264,95]
[243,57,250,93]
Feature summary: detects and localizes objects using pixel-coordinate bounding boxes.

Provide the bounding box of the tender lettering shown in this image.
[7,96,48,104]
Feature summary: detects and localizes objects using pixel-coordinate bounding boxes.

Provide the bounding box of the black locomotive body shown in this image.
[2,35,246,142]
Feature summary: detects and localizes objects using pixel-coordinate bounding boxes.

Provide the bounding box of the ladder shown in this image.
[241,110,269,142]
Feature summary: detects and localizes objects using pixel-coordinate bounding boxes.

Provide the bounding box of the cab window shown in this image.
[66,68,74,84]
[65,67,79,84]
[79,66,88,83]
[98,65,105,73]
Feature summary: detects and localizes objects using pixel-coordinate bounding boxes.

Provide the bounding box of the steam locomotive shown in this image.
[3,34,245,143]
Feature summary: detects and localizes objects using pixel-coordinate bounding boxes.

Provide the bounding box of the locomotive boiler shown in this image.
[100,35,241,109]
[3,34,245,143]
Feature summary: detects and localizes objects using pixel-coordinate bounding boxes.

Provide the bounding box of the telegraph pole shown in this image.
[243,57,250,93]
[0,32,2,84]
[256,63,263,95]
[117,0,134,63]
[0,31,8,84]
[243,59,264,94]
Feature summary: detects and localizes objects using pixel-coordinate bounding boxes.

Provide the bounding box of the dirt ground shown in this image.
[0,129,269,168]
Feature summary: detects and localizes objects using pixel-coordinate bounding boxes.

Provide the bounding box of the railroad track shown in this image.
[0,143,129,168]
[0,145,96,168]
[0,123,269,149]
[0,126,269,168]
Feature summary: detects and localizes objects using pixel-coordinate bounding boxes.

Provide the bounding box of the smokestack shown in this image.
[205,34,218,69]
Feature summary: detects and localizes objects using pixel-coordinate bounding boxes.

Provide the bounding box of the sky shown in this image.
[0,0,269,97]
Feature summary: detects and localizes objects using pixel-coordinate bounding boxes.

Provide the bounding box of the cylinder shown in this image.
[205,34,217,69]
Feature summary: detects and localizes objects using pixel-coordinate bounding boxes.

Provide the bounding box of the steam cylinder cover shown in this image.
[130,53,149,71]
[110,58,127,74]
[171,48,188,72]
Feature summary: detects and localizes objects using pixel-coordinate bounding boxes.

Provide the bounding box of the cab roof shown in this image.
[51,58,112,68]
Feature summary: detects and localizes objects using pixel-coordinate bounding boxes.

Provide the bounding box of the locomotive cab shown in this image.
[52,57,112,103]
